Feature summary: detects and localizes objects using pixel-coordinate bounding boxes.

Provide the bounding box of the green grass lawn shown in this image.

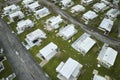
[1,0,120,80]
[0,60,17,80]
[0,0,4,3]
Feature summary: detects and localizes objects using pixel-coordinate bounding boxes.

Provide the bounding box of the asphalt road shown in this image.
[39,0,120,47]
[0,18,51,80]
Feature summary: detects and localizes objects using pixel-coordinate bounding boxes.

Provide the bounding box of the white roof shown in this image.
[35,7,49,15]
[17,19,33,29]
[98,47,118,66]
[103,48,118,65]
[93,3,107,10]
[28,1,40,11]
[0,62,4,72]
[59,24,77,39]
[81,0,93,3]
[4,4,19,11]
[71,5,85,13]
[9,11,24,18]
[72,33,91,52]
[58,58,83,79]
[46,15,63,27]
[83,10,98,20]
[26,29,46,41]
[23,0,34,5]
[106,8,120,18]
[61,0,72,6]
[99,18,113,32]
[93,74,106,80]
[56,62,64,72]
[39,42,58,60]
[78,37,96,54]
[101,0,110,4]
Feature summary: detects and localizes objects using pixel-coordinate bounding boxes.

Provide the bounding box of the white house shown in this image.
[81,0,93,6]
[45,15,63,31]
[0,62,4,72]
[106,8,120,20]
[28,1,41,12]
[58,24,77,40]
[25,29,47,47]
[93,2,109,12]
[6,73,16,80]
[101,0,110,5]
[93,74,106,80]
[9,11,25,22]
[34,7,50,19]
[82,10,98,22]
[22,0,34,8]
[60,0,74,9]
[98,18,114,33]
[38,42,58,61]
[70,5,85,13]
[113,0,120,4]
[56,58,83,80]
[97,44,118,68]
[72,33,96,56]
[16,19,34,34]
[3,4,20,15]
